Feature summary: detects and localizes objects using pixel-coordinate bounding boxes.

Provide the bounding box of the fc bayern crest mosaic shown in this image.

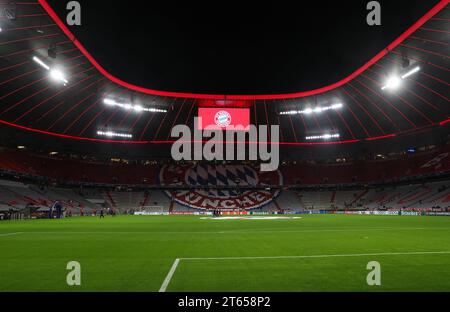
[214,111,232,128]
[159,164,283,210]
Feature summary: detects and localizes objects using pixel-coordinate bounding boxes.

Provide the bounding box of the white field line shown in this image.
[223,227,428,234]
[181,251,450,261]
[159,251,450,291]
[159,258,180,292]
[12,227,438,235]
[0,232,22,237]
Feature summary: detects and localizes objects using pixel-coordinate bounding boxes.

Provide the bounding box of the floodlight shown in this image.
[305,133,340,141]
[33,56,50,70]
[402,66,420,79]
[49,69,68,85]
[382,76,402,90]
[97,131,133,139]
[103,98,168,113]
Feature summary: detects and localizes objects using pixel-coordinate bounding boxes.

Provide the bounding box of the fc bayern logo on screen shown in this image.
[214,111,232,128]
[159,164,283,210]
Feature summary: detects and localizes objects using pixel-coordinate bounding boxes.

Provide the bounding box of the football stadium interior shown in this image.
[0,0,449,293]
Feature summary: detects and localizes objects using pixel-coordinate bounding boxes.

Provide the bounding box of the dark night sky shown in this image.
[47,0,439,94]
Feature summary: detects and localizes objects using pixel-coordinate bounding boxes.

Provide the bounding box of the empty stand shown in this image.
[0,146,449,186]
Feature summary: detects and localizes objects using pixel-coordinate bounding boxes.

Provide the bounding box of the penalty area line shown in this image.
[159,258,181,292]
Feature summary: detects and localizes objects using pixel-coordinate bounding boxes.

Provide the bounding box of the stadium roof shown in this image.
[0,0,448,146]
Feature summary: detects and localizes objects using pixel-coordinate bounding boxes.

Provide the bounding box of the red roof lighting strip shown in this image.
[1,118,449,146]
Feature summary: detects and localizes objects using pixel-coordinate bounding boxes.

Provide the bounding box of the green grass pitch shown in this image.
[1,214,450,292]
